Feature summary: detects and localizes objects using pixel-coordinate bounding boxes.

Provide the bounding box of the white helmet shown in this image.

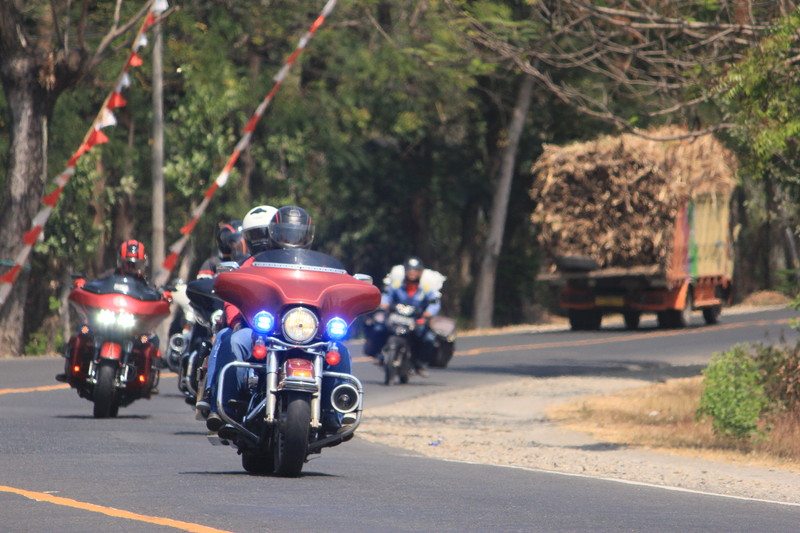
[242,205,278,254]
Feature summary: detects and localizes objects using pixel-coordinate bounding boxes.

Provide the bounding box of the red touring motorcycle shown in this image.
[211,248,380,476]
[58,274,171,418]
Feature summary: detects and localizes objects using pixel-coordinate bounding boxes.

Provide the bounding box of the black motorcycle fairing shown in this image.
[82,273,162,301]
[186,278,224,326]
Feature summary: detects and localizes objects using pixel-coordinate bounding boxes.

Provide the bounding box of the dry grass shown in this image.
[547,376,800,472]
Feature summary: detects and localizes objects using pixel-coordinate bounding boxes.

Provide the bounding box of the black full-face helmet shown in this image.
[216,221,245,258]
[268,206,315,249]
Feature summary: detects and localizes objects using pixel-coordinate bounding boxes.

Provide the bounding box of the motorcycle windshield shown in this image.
[82,274,162,301]
[186,277,223,324]
[214,249,381,331]
[69,274,170,332]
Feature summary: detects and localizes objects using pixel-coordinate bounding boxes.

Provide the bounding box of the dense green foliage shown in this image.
[3,1,800,351]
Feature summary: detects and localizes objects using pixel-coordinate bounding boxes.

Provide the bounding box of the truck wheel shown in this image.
[702,305,721,325]
[623,312,640,330]
[569,310,601,330]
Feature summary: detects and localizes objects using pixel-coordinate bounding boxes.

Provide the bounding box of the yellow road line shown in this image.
[0,384,69,395]
[452,318,792,357]
[0,484,233,533]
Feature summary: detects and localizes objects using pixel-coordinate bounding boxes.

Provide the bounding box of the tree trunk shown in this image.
[472,75,534,329]
[151,21,166,283]
[0,57,55,357]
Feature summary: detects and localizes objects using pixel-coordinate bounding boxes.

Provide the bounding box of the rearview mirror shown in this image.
[353,273,373,284]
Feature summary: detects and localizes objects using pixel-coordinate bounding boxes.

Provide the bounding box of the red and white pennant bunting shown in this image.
[0,0,170,306]
[154,0,339,287]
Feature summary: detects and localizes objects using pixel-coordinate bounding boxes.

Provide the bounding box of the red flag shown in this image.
[42,186,65,208]
[23,227,43,246]
[180,218,198,235]
[162,253,179,272]
[144,13,156,29]
[0,265,22,284]
[127,53,143,68]
[108,92,127,109]
[203,183,219,200]
[87,129,109,147]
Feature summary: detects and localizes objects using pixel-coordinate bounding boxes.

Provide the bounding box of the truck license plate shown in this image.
[595,296,624,307]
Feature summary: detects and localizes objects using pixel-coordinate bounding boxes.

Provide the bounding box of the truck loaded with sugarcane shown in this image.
[531,126,736,330]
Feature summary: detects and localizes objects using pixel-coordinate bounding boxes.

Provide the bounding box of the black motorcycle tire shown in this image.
[382,339,398,386]
[273,392,310,477]
[93,362,119,419]
[242,450,275,475]
[398,341,412,384]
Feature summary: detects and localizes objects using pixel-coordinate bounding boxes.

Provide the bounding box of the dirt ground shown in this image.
[356,302,800,505]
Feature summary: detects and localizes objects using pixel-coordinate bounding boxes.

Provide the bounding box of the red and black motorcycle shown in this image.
[58,274,171,418]
[210,248,380,477]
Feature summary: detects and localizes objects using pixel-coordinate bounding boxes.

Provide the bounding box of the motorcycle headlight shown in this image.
[96,310,136,329]
[282,307,318,344]
[97,309,117,326]
[325,317,348,340]
[117,312,136,329]
[253,310,275,334]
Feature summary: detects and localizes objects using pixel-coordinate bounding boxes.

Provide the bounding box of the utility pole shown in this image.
[151,18,165,284]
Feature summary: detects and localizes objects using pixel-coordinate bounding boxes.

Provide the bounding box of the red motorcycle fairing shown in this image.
[69,287,171,333]
[214,262,381,332]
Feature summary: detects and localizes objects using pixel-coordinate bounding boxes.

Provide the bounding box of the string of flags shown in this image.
[0,0,170,306]
[154,0,339,287]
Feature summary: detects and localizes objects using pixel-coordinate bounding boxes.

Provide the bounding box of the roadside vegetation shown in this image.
[548,292,800,471]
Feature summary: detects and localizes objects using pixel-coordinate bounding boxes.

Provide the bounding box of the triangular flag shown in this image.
[153,0,169,14]
[162,252,179,272]
[180,218,199,235]
[118,72,131,89]
[98,108,117,129]
[23,227,43,246]
[107,91,127,109]
[42,186,65,208]
[0,265,22,284]
[136,34,149,49]
[127,53,143,68]
[87,128,109,147]
[144,13,156,28]
[67,145,88,167]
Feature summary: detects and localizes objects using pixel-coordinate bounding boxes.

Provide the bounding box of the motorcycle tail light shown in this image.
[325,350,341,366]
[72,365,81,374]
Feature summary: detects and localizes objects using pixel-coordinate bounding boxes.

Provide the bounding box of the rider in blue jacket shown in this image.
[372,257,441,376]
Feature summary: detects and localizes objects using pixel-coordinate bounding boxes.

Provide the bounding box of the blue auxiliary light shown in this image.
[253,311,275,334]
[325,317,348,340]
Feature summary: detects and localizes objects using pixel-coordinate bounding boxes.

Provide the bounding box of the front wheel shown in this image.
[702,305,721,325]
[273,392,310,477]
[242,450,275,475]
[93,362,119,419]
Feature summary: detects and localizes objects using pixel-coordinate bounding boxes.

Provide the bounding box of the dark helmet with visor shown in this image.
[269,206,314,249]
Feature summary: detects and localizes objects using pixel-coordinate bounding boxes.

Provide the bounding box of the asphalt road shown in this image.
[1,306,800,532]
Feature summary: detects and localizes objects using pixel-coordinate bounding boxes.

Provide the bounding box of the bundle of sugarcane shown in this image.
[530,125,737,269]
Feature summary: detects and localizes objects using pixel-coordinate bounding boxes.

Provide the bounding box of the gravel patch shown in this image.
[357,375,800,504]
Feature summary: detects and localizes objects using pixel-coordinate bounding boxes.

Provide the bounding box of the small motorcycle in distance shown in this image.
[210,248,380,477]
[58,274,171,418]
[379,303,421,385]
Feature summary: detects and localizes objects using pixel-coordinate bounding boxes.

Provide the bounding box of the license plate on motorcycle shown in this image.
[390,314,416,327]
